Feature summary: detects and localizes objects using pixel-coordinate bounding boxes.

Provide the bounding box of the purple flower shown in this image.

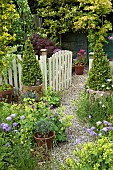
[20,115,25,120]
[37,79,41,85]
[86,128,91,133]
[81,136,85,140]
[96,121,102,126]
[102,127,108,132]
[31,105,34,109]
[12,122,18,127]
[90,126,95,131]
[6,116,12,121]
[76,138,81,144]
[10,114,16,118]
[98,133,102,137]
[103,120,109,125]
[107,122,112,126]
[109,127,113,130]
[89,131,97,136]
[108,35,113,40]
[1,123,10,132]
[44,100,47,105]
[50,104,53,110]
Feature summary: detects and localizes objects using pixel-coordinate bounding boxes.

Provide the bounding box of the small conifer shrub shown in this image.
[87,55,113,91]
[21,38,43,86]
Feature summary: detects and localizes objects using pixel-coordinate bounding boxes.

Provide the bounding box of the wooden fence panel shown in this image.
[0,50,72,93]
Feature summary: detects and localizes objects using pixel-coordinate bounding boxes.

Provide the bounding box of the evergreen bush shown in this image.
[87,55,113,91]
[21,38,43,86]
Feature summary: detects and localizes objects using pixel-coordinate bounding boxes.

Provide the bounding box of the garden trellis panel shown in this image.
[0,50,72,93]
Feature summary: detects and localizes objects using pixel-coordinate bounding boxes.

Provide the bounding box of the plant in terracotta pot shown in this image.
[74,49,86,75]
[34,119,55,150]
[21,38,43,99]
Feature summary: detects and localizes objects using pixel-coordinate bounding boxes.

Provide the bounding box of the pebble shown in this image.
[52,68,91,162]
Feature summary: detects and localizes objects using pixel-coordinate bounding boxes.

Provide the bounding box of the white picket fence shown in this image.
[0,50,72,93]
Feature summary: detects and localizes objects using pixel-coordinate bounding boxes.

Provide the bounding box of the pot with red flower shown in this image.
[74,49,86,75]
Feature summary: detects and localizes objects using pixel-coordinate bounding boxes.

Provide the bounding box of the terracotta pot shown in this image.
[22,84,43,99]
[34,131,55,150]
[74,64,85,75]
[0,85,13,103]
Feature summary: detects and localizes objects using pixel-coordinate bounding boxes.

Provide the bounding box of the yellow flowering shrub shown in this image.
[61,137,113,170]
[0,0,19,77]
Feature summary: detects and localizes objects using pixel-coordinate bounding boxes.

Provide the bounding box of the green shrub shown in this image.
[61,137,113,170]
[21,38,43,86]
[87,56,113,91]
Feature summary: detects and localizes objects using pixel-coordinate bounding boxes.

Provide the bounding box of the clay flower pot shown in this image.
[34,131,55,150]
[22,84,43,99]
[0,85,13,102]
[74,64,85,75]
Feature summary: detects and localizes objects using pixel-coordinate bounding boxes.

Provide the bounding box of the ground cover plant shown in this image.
[75,91,113,126]
[0,88,73,169]
[60,136,113,170]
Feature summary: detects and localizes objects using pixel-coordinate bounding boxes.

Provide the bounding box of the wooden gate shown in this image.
[0,50,72,92]
[48,50,72,91]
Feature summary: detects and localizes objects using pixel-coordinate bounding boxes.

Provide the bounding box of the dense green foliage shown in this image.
[0,0,19,79]
[61,137,113,170]
[11,0,33,52]
[36,0,77,44]
[21,38,43,86]
[87,56,113,91]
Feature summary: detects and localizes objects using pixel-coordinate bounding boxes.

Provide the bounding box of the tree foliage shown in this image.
[11,0,33,52]
[0,0,19,78]
[36,0,78,44]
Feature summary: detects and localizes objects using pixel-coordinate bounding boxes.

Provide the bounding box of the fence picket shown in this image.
[0,50,72,92]
[12,58,18,91]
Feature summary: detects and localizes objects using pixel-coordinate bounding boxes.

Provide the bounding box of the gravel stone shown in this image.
[52,68,91,162]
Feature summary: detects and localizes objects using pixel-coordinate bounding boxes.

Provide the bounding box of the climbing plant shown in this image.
[11,0,33,52]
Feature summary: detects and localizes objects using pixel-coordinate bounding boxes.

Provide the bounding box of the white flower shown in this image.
[99,101,102,104]
[88,115,92,119]
[100,93,103,96]
[102,104,105,108]
[96,121,102,126]
[107,79,112,82]
[106,87,110,90]
[112,85,113,88]
[102,84,105,87]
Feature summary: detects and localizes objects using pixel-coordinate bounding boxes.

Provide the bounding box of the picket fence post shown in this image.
[40,49,47,90]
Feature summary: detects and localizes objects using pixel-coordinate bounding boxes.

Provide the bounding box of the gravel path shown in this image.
[52,68,90,162]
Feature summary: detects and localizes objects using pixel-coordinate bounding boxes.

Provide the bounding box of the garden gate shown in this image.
[0,50,72,93]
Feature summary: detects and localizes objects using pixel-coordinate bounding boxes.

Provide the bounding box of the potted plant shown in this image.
[74,49,86,75]
[21,38,43,99]
[34,119,55,150]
